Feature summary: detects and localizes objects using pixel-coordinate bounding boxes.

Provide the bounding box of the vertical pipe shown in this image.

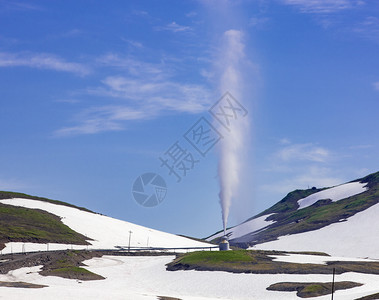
[128,230,132,252]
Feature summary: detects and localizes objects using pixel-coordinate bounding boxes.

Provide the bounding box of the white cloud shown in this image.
[261,142,335,194]
[374,81,379,91]
[124,39,143,48]
[54,99,80,104]
[54,106,148,136]
[260,140,372,201]
[249,16,270,28]
[276,143,330,162]
[61,29,83,38]
[97,53,165,77]
[279,138,291,145]
[0,52,90,76]
[0,1,42,11]
[186,11,198,18]
[281,0,364,13]
[354,16,379,43]
[132,10,149,17]
[55,54,212,136]
[95,54,211,113]
[91,76,211,113]
[261,166,342,194]
[155,22,192,33]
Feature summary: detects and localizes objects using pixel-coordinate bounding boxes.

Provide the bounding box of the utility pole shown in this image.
[331,267,335,300]
[128,230,132,252]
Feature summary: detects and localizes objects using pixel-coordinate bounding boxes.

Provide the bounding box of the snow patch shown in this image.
[0,256,379,299]
[0,198,211,254]
[270,254,378,265]
[206,214,275,241]
[255,202,379,259]
[297,181,368,210]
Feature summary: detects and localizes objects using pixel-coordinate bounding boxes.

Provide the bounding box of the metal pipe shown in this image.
[128,230,132,252]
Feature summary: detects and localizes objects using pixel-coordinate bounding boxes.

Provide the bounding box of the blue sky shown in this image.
[0,0,378,238]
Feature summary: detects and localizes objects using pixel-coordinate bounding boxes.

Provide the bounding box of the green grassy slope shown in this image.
[39,250,104,280]
[267,281,362,298]
[0,203,90,248]
[167,250,379,275]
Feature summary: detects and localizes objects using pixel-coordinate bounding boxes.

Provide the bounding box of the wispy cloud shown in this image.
[96,54,211,111]
[276,143,330,162]
[261,166,342,194]
[55,54,211,136]
[97,53,165,77]
[353,16,379,43]
[54,106,148,136]
[54,98,80,104]
[56,79,211,136]
[0,0,43,12]
[348,144,373,150]
[0,177,30,191]
[97,76,211,112]
[132,10,149,17]
[61,29,83,38]
[0,52,90,76]
[0,35,20,46]
[279,138,291,145]
[123,39,144,49]
[155,22,192,33]
[249,16,270,28]
[374,81,379,91]
[186,11,198,18]
[281,0,365,13]
[261,142,338,194]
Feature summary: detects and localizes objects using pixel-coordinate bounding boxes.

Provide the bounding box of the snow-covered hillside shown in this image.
[297,181,368,209]
[206,214,275,241]
[208,181,370,244]
[0,198,212,254]
[207,182,368,241]
[206,171,379,259]
[254,202,379,259]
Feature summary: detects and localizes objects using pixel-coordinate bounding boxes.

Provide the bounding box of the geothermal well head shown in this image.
[219,236,230,251]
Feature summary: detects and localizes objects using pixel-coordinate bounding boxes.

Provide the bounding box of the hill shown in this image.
[0,193,212,254]
[206,171,379,258]
[0,191,93,213]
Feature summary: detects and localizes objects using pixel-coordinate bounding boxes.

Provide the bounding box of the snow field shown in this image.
[270,253,378,265]
[0,198,212,254]
[0,255,379,300]
[254,202,379,259]
[297,181,368,210]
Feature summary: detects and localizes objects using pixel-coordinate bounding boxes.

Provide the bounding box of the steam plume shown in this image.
[217,29,248,236]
